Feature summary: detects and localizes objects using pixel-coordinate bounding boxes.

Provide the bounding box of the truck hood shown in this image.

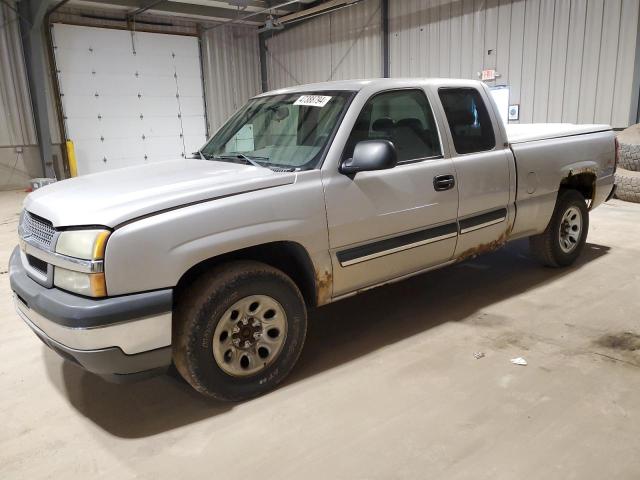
[24,159,296,228]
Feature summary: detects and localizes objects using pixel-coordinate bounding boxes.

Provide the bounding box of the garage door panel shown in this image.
[54,49,95,75]
[114,142,146,161]
[99,117,143,138]
[97,95,142,117]
[73,139,104,174]
[146,136,183,157]
[53,24,206,173]
[141,76,178,97]
[145,116,182,137]
[88,30,131,52]
[93,74,142,96]
[136,54,175,75]
[140,96,180,117]
[181,116,207,136]
[135,33,198,56]
[176,76,204,95]
[64,117,101,142]
[102,138,146,160]
[183,135,207,154]
[93,52,138,75]
[61,95,100,119]
[173,54,201,73]
[103,155,148,172]
[58,72,96,97]
[178,97,205,116]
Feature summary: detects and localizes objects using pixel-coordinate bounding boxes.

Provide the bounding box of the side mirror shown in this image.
[340,140,398,175]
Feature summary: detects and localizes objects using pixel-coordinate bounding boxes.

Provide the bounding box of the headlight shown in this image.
[56,229,110,260]
[54,268,107,297]
[54,229,110,297]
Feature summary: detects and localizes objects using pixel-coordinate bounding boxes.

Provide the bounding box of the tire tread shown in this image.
[173,260,306,401]
[529,189,588,268]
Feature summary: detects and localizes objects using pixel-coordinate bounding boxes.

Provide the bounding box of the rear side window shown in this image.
[438,88,495,154]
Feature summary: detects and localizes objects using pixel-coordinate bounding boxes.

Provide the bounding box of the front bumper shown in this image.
[9,247,173,377]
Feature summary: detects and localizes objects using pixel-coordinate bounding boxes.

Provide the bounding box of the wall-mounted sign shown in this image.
[490,86,510,124]
[481,69,497,81]
[508,104,520,121]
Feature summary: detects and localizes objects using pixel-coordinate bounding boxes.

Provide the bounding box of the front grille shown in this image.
[21,211,56,249]
[26,254,48,274]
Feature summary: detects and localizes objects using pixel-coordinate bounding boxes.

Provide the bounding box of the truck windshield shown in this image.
[200,91,353,170]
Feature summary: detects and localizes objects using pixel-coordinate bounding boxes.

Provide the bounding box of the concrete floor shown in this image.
[1,189,639,479]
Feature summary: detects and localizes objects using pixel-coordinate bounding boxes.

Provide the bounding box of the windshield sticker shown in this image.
[294,95,332,107]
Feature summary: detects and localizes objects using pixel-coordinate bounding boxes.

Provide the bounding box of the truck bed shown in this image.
[506,123,611,144]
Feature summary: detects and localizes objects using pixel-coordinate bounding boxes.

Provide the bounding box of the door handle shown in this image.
[433,174,455,191]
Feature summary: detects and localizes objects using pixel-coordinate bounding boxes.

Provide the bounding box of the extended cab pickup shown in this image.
[9,79,617,400]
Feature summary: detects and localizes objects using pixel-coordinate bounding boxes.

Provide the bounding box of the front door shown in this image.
[322,88,459,297]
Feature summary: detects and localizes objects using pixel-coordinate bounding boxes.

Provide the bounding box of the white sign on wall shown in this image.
[489,86,510,124]
[52,24,207,175]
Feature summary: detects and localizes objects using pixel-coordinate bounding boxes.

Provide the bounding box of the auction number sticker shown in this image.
[294,95,332,107]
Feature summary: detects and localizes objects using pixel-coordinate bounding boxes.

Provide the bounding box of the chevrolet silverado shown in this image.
[10,78,617,400]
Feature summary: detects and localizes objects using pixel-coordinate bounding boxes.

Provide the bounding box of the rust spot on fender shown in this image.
[563,167,598,209]
[316,270,332,306]
[568,167,597,177]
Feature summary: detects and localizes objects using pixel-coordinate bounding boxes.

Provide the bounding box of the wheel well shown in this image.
[560,172,596,200]
[175,241,318,308]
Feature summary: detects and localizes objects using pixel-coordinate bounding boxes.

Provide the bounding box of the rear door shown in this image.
[436,86,513,258]
[322,88,459,297]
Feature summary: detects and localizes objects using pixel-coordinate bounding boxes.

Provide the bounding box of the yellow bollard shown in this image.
[66,139,78,177]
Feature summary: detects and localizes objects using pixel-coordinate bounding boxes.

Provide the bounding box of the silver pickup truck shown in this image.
[10,78,617,400]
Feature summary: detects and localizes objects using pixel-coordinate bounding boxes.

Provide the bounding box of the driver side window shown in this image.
[342,89,442,163]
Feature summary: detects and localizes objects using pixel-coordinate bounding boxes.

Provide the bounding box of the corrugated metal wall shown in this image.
[0,2,37,147]
[201,25,262,133]
[0,1,42,190]
[265,0,383,90]
[389,0,640,128]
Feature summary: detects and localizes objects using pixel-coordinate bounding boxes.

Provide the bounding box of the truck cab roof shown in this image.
[255,78,486,97]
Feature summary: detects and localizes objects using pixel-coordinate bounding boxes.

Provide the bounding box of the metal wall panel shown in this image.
[201,25,262,133]
[612,0,640,127]
[0,2,37,148]
[0,1,42,190]
[389,0,640,127]
[265,0,382,90]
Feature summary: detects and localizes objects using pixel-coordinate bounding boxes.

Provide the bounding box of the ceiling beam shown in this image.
[68,0,273,23]
[221,1,300,13]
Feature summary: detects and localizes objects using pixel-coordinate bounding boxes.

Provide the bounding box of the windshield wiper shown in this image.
[226,153,264,168]
[213,153,271,169]
[201,152,294,172]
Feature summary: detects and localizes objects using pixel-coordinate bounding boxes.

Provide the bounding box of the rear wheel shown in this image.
[529,189,589,267]
[173,261,307,401]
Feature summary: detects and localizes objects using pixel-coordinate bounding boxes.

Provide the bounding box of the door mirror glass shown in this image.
[340,140,398,175]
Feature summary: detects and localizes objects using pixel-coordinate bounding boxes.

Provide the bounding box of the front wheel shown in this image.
[173,260,307,401]
[529,189,589,267]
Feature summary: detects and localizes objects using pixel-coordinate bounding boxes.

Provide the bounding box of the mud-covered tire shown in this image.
[529,189,589,267]
[173,260,307,401]
[617,125,640,172]
[614,168,640,203]
[618,142,640,172]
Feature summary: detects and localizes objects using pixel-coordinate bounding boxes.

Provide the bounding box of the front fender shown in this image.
[104,172,330,297]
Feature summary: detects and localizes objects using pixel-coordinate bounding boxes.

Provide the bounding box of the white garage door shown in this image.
[52,24,207,175]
